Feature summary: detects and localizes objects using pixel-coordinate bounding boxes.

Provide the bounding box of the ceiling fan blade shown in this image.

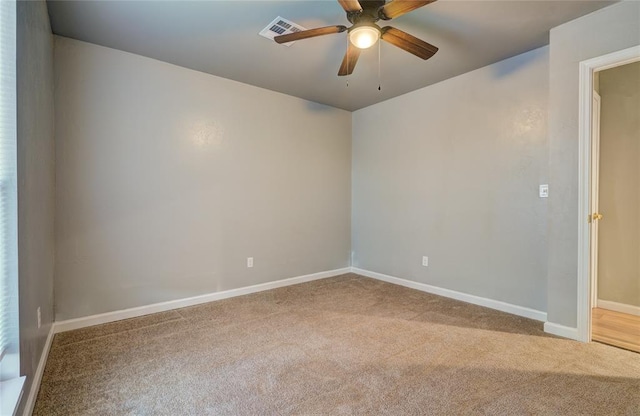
[338,42,361,76]
[379,0,436,20]
[337,0,363,13]
[274,25,347,44]
[380,26,438,60]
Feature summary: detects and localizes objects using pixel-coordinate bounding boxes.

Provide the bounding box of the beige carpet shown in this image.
[35,274,640,415]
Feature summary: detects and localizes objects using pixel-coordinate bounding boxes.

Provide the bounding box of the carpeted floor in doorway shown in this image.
[34,273,640,415]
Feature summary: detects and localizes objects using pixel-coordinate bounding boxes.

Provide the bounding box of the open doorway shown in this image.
[577,45,640,345]
[589,61,640,353]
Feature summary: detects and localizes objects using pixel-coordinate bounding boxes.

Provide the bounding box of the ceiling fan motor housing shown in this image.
[346,0,388,26]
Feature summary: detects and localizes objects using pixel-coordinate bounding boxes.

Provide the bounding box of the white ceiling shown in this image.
[47,0,615,111]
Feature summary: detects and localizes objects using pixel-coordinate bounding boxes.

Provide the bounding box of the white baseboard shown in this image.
[54,267,351,333]
[597,299,640,317]
[350,267,548,322]
[22,324,55,416]
[543,322,579,341]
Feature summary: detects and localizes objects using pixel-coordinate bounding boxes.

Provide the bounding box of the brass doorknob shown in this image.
[591,213,604,222]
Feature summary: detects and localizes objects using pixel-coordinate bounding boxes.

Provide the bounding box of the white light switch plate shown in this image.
[539,184,549,198]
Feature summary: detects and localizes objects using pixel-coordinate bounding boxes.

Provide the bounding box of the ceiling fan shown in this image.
[274,0,439,76]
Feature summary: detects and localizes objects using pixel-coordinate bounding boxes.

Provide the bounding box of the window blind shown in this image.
[0,0,18,381]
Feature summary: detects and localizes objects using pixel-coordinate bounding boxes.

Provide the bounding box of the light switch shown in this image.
[539,184,549,198]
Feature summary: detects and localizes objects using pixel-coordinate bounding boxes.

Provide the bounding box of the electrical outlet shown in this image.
[37,307,41,329]
[422,256,429,267]
[247,257,254,268]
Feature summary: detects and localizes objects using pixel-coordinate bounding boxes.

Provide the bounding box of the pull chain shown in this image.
[346,35,350,88]
[378,40,381,91]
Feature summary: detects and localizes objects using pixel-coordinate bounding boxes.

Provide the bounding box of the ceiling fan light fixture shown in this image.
[349,25,380,49]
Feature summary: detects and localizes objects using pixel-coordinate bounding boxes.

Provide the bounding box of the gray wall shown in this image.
[352,46,549,312]
[597,61,640,307]
[547,1,640,328]
[54,37,352,320]
[16,0,55,413]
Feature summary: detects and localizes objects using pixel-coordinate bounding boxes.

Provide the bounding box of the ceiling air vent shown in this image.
[259,16,306,47]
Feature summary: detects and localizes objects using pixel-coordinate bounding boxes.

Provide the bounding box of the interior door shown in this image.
[590,91,601,309]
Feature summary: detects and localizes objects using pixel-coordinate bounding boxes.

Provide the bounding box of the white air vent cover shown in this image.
[259,16,307,47]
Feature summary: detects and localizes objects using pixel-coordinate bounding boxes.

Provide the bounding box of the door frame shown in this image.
[577,45,640,342]
[589,90,600,309]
